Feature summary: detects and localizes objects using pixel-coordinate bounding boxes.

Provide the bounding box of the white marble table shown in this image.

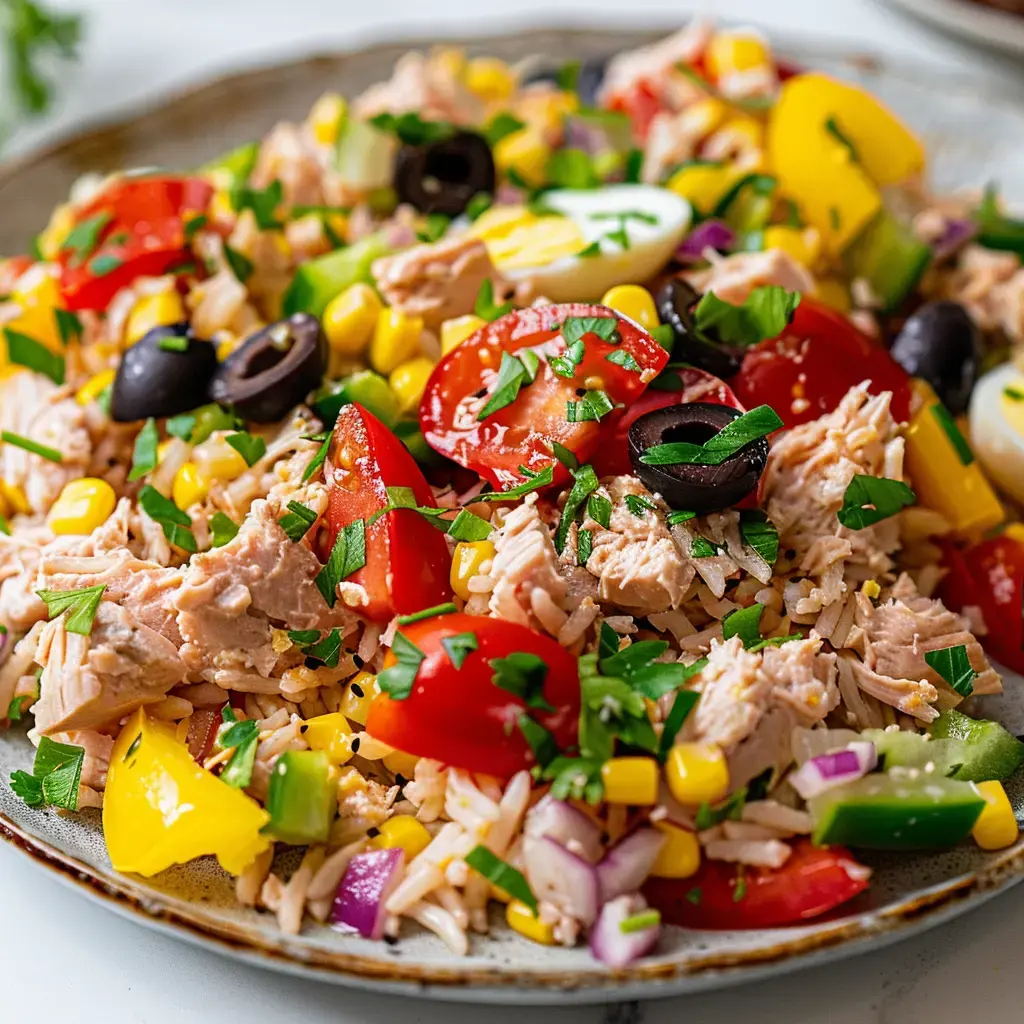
[4,1,1024,1020]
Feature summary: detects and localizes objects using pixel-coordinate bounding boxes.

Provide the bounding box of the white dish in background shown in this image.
[883,0,1024,55]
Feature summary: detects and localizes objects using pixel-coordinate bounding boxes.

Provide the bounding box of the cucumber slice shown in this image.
[334,117,397,193]
[863,728,966,776]
[282,233,390,319]
[843,207,931,314]
[930,709,1024,782]
[809,773,985,850]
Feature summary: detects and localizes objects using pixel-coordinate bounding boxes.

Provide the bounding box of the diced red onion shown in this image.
[791,727,862,766]
[675,219,735,263]
[524,795,604,863]
[523,834,599,925]
[563,116,611,156]
[789,742,877,800]
[596,828,666,904]
[590,894,661,968]
[931,218,977,262]
[496,183,525,206]
[331,847,405,940]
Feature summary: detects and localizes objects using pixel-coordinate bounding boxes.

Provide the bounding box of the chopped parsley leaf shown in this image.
[378,632,426,700]
[693,286,801,348]
[226,431,267,467]
[836,475,916,529]
[640,405,783,466]
[315,519,366,606]
[127,417,159,481]
[491,652,553,711]
[3,328,65,384]
[478,350,532,419]
[36,584,106,635]
[441,631,478,669]
[209,512,240,548]
[474,278,514,323]
[138,484,197,553]
[566,389,617,423]
[278,501,318,543]
[925,644,977,698]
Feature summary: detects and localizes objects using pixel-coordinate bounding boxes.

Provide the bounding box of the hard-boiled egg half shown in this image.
[470,184,691,302]
[970,362,1024,504]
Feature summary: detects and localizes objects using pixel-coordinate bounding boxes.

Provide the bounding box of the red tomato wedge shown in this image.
[366,613,580,778]
[58,175,213,312]
[730,298,912,429]
[593,366,743,478]
[324,403,451,623]
[940,534,1024,675]
[419,304,668,489]
[643,840,870,929]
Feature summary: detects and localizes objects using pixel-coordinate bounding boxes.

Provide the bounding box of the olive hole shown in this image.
[244,344,290,379]
[426,149,472,185]
[661,422,718,447]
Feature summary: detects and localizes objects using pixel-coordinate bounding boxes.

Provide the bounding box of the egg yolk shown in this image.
[471,205,584,270]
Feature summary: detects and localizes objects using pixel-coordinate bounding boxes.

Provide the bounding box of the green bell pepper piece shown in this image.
[264,750,334,845]
[392,419,442,466]
[311,369,399,428]
[809,773,985,849]
[843,207,931,314]
[974,185,1024,259]
[282,233,390,319]
[931,709,1024,783]
[200,141,260,188]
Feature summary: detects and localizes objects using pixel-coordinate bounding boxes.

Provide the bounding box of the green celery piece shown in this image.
[282,234,389,318]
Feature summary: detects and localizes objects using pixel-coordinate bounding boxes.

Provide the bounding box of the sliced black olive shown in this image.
[655,278,744,378]
[209,313,327,422]
[394,131,495,217]
[521,55,609,107]
[889,301,979,415]
[110,322,217,423]
[628,403,768,514]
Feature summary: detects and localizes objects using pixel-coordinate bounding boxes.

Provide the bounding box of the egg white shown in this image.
[499,184,692,302]
[969,362,1024,504]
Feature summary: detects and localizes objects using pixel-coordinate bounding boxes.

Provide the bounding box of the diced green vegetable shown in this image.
[393,420,441,465]
[863,728,965,777]
[264,750,335,844]
[311,369,399,428]
[283,234,390,319]
[715,174,776,236]
[200,141,260,188]
[809,773,984,849]
[844,208,931,314]
[930,709,1024,783]
[974,185,1024,258]
[334,117,397,192]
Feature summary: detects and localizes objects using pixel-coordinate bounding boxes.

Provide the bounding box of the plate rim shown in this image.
[3,25,1024,1002]
[881,0,1024,57]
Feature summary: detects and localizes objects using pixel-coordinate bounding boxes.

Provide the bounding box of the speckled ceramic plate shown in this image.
[3,26,1024,1005]
[883,0,1024,58]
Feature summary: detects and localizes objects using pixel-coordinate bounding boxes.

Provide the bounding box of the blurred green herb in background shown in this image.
[1,0,81,121]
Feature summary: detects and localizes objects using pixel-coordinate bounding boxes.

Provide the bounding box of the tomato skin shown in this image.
[366,613,580,778]
[593,366,743,478]
[605,80,663,139]
[325,403,452,623]
[644,840,869,929]
[58,176,213,312]
[420,304,668,489]
[731,299,912,429]
[940,535,1024,675]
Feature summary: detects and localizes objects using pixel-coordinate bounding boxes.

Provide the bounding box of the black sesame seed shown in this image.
[353,654,365,669]
[351,736,361,753]
[351,683,364,698]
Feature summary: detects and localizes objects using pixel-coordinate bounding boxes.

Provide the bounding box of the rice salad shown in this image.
[4,18,1024,965]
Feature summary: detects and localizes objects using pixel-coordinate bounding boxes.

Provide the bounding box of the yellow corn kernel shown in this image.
[38,203,76,262]
[76,368,116,406]
[303,713,354,765]
[505,900,556,945]
[371,814,432,859]
[450,540,496,601]
[972,781,1018,850]
[706,32,771,78]
[665,742,730,807]
[47,478,117,536]
[172,462,208,510]
[441,314,486,355]
[493,127,551,188]
[382,748,420,779]
[600,285,659,331]
[125,291,186,347]
[814,277,851,313]
[388,357,435,415]
[904,382,1002,537]
[861,580,881,600]
[308,92,346,146]
[0,480,30,516]
[322,283,383,358]
[666,163,742,214]
[465,57,515,104]
[762,225,822,269]
[650,821,702,879]
[600,757,660,805]
[369,307,424,376]
[192,435,248,482]
[340,672,380,726]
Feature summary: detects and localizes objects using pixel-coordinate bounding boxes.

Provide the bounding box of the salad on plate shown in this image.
[4,17,1024,966]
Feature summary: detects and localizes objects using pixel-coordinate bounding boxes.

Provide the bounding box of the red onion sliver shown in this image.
[789,742,877,800]
[675,219,736,263]
[524,795,604,863]
[590,894,661,968]
[596,828,666,903]
[332,847,405,940]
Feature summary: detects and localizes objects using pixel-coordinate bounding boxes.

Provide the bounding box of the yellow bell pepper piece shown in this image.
[972,781,1018,850]
[666,162,742,214]
[125,291,186,347]
[76,368,116,406]
[706,32,771,77]
[104,710,270,877]
[2,268,65,361]
[493,128,551,188]
[768,74,923,254]
[904,381,1002,537]
[340,671,380,726]
[308,92,347,147]
[762,225,822,269]
[370,814,431,859]
[440,314,486,355]
[505,899,556,944]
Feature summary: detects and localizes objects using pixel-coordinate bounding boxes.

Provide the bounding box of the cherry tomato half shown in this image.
[939,533,1024,676]
[643,840,869,929]
[58,176,213,312]
[420,304,668,489]
[592,366,743,478]
[366,612,580,778]
[324,403,451,623]
[730,298,912,429]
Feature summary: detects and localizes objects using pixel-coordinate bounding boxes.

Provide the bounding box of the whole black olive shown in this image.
[110,322,217,423]
[394,131,495,217]
[522,55,609,107]
[888,301,979,415]
[628,403,768,514]
[656,278,744,378]
[209,313,328,422]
